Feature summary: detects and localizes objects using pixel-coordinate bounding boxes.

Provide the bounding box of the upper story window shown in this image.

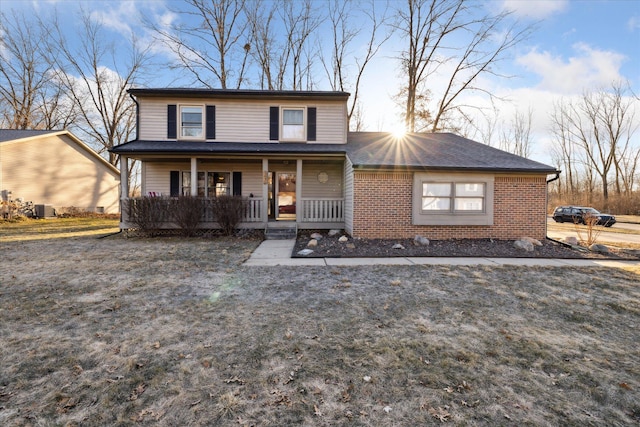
[180,106,204,139]
[270,106,316,142]
[282,108,305,141]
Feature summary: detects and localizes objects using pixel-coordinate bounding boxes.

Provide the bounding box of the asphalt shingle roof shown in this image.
[110,132,557,173]
[0,129,60,143]
[346,132,557,172]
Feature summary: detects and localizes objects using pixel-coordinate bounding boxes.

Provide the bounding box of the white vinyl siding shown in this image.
[0,133,120,213]
[137,98,346,144]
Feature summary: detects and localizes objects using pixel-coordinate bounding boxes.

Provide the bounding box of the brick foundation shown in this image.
[351,172,548,240]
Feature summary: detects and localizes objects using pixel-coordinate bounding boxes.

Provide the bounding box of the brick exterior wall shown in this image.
[351,172,548,240]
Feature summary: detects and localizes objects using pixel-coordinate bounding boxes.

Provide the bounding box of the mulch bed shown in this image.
[293,231,640,260]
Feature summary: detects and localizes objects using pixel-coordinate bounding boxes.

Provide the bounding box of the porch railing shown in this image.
[301,198,344,222]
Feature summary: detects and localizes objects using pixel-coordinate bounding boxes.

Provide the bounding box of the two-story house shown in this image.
[111,88,558,240]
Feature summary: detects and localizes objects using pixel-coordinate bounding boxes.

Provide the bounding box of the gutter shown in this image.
[546,171,561,184]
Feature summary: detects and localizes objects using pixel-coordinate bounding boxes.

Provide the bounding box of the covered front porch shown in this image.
[118,155,346,231]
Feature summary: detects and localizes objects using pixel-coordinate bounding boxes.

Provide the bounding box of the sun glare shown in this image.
[391,124,407,139]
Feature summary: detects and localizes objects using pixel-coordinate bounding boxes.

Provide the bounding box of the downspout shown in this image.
[545,171,562,242]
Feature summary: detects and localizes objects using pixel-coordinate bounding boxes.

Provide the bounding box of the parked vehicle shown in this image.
[552,206,616,227]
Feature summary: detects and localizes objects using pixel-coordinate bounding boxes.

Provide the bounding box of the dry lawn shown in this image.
[1,221,639,426]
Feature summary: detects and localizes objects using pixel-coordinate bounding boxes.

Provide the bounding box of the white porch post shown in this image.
[119,155,129,225]
[296,159,302,224]
[190,157,197,196]
[120,155,129,199]
[262,159,269,224]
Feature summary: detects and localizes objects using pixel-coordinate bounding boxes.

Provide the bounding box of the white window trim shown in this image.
[178,104,205,140]
[280,106,307,142]
[412,172,494,226]
[180,170,232,197]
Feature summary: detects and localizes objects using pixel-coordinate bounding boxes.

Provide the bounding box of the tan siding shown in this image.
[137,97,347,143]
[301,161,343,198]
[0,134,120,213]
[343,157,354,234]
[143,160,263,196]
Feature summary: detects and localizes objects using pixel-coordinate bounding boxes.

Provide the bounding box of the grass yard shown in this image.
[0,220,639,426]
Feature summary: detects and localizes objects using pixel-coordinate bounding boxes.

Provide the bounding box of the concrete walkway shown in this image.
[244,239,640,268]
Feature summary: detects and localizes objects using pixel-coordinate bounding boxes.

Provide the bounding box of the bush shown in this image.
[170,196,204,237]
[211,196,248,236]
[124,197,170,237]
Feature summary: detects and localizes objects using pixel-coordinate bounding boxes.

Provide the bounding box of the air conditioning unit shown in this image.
[35,204,55,218]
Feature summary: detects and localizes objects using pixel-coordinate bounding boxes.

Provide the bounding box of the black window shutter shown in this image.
[232,172,242,196]
[170,171,179,197]
[167,105,177,139]
[269,106,279,140]
[307,107,317,141]
[206,105,216,140]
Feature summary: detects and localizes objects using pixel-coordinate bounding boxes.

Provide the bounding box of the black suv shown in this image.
[552,206,616,227]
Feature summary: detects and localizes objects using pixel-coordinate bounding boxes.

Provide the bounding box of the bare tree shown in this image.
[320,0,392,129]
[0,10,75,130]
[48,11,150,166]
[394,0,532,132]
[499,108,533,158]
[550,83,638,210]
[244,0,278,89]
[150,0,250,89]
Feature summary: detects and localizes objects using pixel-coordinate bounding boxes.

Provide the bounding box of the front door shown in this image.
[276,172,296,220]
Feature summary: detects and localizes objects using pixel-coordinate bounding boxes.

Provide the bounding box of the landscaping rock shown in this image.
[328,229,341,237]
[514,239,534,252]
[520,236,542,246]
[564,237,579,245]
[392,243,405,250]
[414,235,430,246]
[310,232,323,240]
[307,239,318,247]
[346,243,356,249]
[297,249,314,256]
[589,243,609,253]
[339,236,349,243]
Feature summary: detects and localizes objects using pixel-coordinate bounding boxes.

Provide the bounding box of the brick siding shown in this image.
[351,172,548,240]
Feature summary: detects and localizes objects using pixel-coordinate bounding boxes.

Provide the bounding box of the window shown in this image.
[180,106,203,138]
[413,173,494,226]
[421,182,485,213]
[281,108,305,141]
[181,171,230,196]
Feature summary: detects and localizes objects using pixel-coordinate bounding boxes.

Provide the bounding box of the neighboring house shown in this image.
[111,88,558,239]
[0,129,120,214]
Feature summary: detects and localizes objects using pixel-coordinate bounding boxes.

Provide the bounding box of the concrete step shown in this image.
[265,223,297,240]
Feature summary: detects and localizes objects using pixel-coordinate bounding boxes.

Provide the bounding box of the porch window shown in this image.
[281,108,305,141]
[180,106,203,139]
[181,171,230,196]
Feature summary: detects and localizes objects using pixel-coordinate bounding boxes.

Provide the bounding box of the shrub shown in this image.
[124,197,170,237]
[210,196,248,236]
[170,196,204,237]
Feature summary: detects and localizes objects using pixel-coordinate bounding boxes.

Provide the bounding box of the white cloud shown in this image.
[502,0,569,19]
[89,1,141,35]
[516,43,626,94]
[628,16,640,32]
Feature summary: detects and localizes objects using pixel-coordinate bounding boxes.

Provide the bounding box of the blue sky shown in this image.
[2,0,639,164]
